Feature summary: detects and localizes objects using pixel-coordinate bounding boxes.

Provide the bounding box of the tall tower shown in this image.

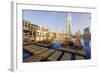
[66,13,72,36]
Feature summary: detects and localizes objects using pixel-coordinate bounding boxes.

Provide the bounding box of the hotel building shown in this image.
[23,20,53,44]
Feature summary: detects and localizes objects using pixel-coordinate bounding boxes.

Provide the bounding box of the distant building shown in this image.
[36,26,49,41]
[66,13,73,36]
[56,30,66,41]
[83,27,91,39]
[75,30,81,37]
[84,27,89,35]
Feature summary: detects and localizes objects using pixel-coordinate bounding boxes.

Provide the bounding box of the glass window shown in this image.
[25,25,27,27]
[33,32,36,35]
[25,33,28,36]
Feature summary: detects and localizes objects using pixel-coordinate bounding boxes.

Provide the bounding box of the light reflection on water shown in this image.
[81,39,91,59]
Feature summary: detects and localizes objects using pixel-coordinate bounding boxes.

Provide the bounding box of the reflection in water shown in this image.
[23,50,33,59]
[81,39,91,59]
[48,40,63,50]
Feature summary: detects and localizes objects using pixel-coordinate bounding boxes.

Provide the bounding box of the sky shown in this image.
[23,10,91,34]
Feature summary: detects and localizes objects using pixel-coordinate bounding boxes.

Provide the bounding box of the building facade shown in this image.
[23,20,31,44]
[23,20,53,44]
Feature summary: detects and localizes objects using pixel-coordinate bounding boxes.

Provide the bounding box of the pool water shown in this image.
[48,40,63,50]
[23,50,33,59]
[81,39,91,59]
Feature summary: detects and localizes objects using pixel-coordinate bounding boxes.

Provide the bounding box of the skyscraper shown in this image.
[66,13,72,36]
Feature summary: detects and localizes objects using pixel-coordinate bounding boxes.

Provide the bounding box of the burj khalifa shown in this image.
[66,13,72,36]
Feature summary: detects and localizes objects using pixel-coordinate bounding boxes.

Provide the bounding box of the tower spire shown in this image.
[66,13,72,36]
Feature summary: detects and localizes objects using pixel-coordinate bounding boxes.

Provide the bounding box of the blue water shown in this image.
[48,40,63,50]
[23,50,33,59]
[81,39,91,59]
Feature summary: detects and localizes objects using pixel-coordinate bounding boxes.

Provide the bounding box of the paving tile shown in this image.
[23,55,43,62]
[34,48,49,55]
[29,47,43,53]
[47,51,62,61]
[39,49,54,59]
[61,52,71,60]
[75,55,85,60]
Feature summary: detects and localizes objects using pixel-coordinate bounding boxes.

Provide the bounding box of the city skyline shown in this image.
[23,10,91,34]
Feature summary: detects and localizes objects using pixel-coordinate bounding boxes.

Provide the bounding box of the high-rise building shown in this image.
[83,27,91,39]
[66,13,72,36]
[84,27,89,35]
